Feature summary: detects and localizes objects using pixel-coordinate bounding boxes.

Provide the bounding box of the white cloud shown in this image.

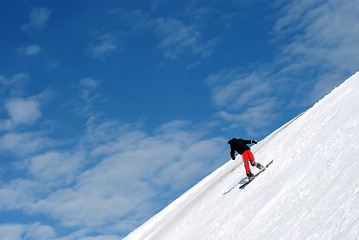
[71,78,103,117]
[107,9,216,62]
[79,78,101,104]
[5,98,42,125]
[205,67,278,135]
[154,137,225,190]
[0,132,54,157]
[23,223,56,240]
[0,73,29,97]
[18,119,226,236]
[206,69,273,109]
[80,78,100,89]
[18,44,42,55]
[79,236,122,240]
[89,34,120,61]
[155,17,216,60]
[0,224,24,240]
[0,120,13,131]
[0,89,52,131]
[0,179,45,210]
[273,0,359,101]
[108,8,155,31]
[0,73,29,86]
[217,98,279,134]
[22,7,51,32]
[27,151,84,185]
[0,223,56,240]
[205,0,359,135]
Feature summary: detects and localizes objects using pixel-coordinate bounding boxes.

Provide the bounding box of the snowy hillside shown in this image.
[124,72,359,240]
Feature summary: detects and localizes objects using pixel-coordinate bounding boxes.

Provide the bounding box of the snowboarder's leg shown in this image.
[247,150,257,166]
[246,150,264,170]
[242,151,251,173]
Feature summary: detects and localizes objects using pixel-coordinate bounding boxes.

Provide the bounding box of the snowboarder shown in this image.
[228,138,264,180]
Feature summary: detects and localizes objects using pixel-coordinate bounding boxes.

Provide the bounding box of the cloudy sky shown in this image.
[1,0,358,239]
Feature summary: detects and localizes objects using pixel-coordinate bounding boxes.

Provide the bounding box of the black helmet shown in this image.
[228,138,237,144]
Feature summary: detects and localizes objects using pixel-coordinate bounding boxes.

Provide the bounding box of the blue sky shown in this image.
[1,0,358,239]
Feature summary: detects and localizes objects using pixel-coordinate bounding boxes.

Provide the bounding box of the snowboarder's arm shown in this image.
[243,139,257,144]
[230,148,235,160]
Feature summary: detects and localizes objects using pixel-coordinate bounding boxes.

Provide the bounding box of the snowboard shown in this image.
[239,160,273,190]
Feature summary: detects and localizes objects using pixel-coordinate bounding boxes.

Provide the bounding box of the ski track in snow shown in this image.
[124,72,359,240]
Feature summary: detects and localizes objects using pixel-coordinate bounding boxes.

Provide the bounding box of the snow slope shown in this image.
[124,72,359,240]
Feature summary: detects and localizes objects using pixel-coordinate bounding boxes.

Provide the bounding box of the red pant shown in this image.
[242,150,257,173]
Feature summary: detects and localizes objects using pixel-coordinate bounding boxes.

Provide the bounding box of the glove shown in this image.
[252,140,257,144]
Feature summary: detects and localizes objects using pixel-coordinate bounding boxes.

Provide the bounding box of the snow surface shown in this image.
[124,72,359,240]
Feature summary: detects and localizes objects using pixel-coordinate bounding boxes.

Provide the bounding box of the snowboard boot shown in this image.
[256,163,265,171]
[246,171,254,180]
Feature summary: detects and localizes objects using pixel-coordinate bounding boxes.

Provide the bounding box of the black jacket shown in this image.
[228,138,254,159]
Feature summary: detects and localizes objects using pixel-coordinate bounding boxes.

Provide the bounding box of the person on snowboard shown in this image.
[228,138,264,180]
